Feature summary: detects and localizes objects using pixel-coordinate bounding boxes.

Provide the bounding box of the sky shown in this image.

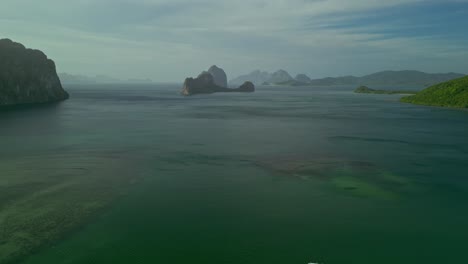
[1,0,467,82]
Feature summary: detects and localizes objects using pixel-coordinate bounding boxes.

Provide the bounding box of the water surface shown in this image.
[1,84,468,264]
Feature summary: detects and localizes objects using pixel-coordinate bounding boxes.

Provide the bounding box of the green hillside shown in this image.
[401,76,468,108]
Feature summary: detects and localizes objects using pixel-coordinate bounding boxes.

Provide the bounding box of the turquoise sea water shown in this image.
[1,84,468,264]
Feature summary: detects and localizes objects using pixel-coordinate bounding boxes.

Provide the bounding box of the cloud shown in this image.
[1,0,467,81]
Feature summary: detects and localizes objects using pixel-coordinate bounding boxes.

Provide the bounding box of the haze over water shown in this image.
[2,84,468,263]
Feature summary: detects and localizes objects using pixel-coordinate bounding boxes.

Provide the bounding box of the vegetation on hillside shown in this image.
[400,76,468,108]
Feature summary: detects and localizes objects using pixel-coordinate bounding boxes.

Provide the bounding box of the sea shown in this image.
[1,84,468,264]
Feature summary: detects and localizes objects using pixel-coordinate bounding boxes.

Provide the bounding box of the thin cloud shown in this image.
[0,0,467,81]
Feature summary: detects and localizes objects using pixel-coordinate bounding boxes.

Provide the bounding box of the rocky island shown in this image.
[0,39,69,107]
[207,65,228,88]
[181,66,255,96]
[354,86,416,95]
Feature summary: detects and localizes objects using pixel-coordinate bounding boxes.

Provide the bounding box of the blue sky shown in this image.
[1,0,467,81]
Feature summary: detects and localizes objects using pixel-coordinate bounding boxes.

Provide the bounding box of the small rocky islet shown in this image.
[181,65,255,96]
[354,86,416,95]
[0,39,69,107]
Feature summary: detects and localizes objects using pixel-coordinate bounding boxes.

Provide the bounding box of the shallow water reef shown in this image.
[0,152,140,264]
[256,154,414,200]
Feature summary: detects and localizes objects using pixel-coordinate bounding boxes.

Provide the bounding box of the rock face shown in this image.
[0,39,69,106]
[237,81,255,92]
[229,70,271,86]
[208,65,228,88]
[181,72,216,96]
[181,71,254,96]
[267,69,293,84]
[295,74,312,83]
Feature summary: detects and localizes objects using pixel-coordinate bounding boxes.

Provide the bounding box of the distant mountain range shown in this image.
[59,73,153,85]
[229,70,278,86]
[229,70,466,87]
[230,70,292,86]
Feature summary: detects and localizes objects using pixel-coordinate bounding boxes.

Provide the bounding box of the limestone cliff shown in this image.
[208,65,228,88]
[181,71,254,96]
[0,39,69,106]
[267,70,293,84]
[295,74,312,83]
